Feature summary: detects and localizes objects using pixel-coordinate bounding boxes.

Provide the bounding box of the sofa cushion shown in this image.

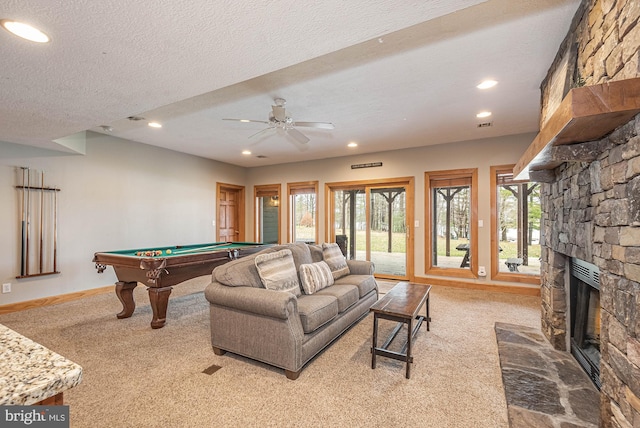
[299,261,334,294]
[346,259,375,276]
[315,284,359,313]
[297,295,339,333]
[282,242,313,269]
[214,251,273,288]
[254,249,301,296]
[322,243,350,280]
[308,244,324,263]
[334,274,378,298]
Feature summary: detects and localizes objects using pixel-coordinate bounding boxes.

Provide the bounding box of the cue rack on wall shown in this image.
[15,167,61,278]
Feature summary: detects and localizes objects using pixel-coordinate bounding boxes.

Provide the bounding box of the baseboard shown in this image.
[411,276,540,296]
[0,285,114,315]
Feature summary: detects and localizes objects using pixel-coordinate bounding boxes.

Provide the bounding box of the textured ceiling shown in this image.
[0,0,581,167]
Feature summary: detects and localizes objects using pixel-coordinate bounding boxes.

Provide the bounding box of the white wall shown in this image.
[246,132,536,286]
[0,132,246,305]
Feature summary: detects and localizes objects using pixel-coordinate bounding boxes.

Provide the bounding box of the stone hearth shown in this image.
[496,323,599,427]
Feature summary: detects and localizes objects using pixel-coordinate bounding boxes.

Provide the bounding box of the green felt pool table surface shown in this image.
[99,241,263,257]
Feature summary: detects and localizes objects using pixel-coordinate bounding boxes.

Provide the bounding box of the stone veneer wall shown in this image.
[538,1,640,426]
[539,115,640,426]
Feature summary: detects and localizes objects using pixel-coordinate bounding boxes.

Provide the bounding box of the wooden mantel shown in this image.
[514,77,640,180]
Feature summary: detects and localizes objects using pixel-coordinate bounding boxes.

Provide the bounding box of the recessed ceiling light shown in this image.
[1,19,50,43]
[148,122,162,128]
[477,80,498,89]
[239,119,250,123]
[242,150,251,155]
[347,142,358,148]
[476,111,492,118]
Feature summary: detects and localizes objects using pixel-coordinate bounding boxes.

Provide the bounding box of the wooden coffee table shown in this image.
[370,281,431,379]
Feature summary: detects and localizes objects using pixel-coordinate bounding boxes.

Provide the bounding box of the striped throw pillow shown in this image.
[254,249,301,296]
[322,242,350,280]
[299,261,334,294]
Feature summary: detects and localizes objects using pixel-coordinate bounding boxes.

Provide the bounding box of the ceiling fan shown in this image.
[223,98,334,145]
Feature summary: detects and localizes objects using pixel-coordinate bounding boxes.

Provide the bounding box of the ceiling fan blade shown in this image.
[223,118,269,124]
[286,128,310,144]
[293,121,335,130]
[272,105,286,122]
[248,127,274,139]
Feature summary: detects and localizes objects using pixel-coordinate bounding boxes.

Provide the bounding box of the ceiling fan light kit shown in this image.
[223,98,334,148]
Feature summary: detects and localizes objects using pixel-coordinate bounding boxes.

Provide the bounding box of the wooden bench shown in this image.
[370,282,431,379]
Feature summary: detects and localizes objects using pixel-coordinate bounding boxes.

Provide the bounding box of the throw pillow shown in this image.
[299,261,334,294]
[322,242,350,280]
[254,249,301,296]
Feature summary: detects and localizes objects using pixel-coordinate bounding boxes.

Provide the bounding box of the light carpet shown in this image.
[0,278,540,428]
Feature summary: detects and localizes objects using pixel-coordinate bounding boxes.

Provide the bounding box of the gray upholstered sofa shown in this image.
[203,242,378,380]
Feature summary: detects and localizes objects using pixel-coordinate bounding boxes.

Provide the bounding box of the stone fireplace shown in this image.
[524,1,640,426]
[538,114,640,426]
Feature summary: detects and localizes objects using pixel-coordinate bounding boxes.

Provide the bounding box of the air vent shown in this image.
[571,258,600,290]
[256,155,268,159]
[477,122,493,128]
[127,116,145,121]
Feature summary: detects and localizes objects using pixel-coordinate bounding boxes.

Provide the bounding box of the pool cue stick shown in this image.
[26,168,31,276]
[172,243,231,254]
[20,167,27,276]
[39,171,44,273]
[53,188,58,272]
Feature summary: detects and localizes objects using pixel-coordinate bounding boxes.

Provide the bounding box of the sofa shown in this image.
[203,242,378,380]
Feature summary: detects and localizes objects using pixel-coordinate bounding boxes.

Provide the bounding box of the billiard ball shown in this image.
[166,249,172,254]
[155,250,162,256]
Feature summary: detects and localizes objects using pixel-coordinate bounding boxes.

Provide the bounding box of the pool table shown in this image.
[93,242,270,328]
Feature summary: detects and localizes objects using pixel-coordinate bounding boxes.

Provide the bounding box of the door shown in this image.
[217,183,244,242]
[329,178,412,280]
[369,187,407,277]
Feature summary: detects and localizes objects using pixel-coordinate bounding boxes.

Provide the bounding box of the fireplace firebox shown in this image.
[569,258,601,390]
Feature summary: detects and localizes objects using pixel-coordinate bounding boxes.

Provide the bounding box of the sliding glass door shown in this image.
[369,187,407,277]
[328,178,412,280]
[333,188,365,261]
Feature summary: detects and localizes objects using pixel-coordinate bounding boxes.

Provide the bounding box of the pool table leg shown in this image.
[148,286,173,329]
[115,281,138,319]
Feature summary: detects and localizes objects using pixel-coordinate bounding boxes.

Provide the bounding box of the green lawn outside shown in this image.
[328,230,540,259]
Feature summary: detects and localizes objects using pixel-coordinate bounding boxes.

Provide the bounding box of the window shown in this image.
[425,169,477,278]
[490,165,541,283]
[287,181,318,244]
